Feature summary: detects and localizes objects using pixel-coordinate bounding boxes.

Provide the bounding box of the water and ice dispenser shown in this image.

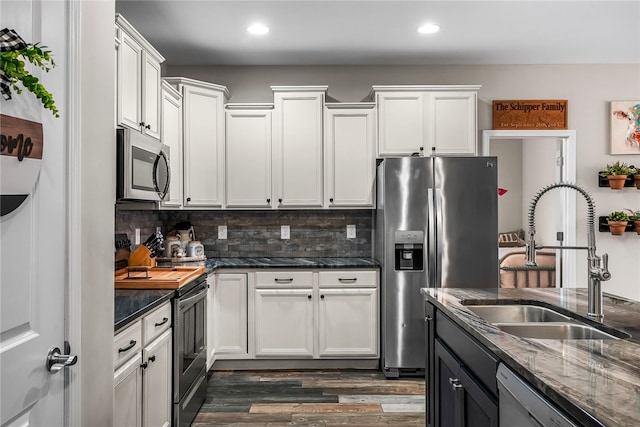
[394,230,424,271]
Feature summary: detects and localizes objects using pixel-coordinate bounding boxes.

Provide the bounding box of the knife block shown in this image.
[128,245,155,267]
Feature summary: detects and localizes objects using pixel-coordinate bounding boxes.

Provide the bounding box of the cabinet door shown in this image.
[376,92,425,157]
[324,106,376,207]
[427,92,477,155]
[317,288,378,357]
[142,330,172,427]
[183,85,225,207]
[434,340,498,427]
[273,91,324,207]
[225,109,272,208]
[114,353,142,427]
[214,274,248,356]
[254,288,314,357]
[160,82,183,208]
[117,31,142,131]
[142,52,162,140]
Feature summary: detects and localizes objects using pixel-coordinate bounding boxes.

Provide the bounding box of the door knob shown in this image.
[46,346,78,373]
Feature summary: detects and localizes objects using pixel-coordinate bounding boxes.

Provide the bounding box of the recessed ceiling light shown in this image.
[418,23,440,34]
[247,23,269,35]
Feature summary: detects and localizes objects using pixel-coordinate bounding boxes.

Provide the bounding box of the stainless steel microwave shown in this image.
[116,128,170,202]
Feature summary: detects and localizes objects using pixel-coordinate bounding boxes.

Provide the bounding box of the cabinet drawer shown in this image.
[318,270,378,287]
[255,271,313,288]
[114,320,142,369]
[143,302,172,345]
[436,310,499,396]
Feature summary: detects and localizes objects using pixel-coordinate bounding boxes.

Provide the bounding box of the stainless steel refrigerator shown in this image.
[374,156,499,378]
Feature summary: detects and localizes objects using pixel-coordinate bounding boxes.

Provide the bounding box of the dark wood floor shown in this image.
[193,369,426,426]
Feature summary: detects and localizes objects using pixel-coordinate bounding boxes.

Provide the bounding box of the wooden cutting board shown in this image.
[114,266,206,289]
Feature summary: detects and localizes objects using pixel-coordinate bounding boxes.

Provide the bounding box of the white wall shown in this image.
[165,63,640,300]
[490,139,523,233]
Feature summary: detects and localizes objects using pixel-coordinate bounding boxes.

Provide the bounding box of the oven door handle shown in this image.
[178,286,207,310]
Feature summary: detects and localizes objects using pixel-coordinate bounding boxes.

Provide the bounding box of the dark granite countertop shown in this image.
[206,257,379,273]
[115,289,174,333]
[421,287,640,427]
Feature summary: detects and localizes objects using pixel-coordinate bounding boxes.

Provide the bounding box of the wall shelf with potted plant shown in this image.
[597,162,638,189]
[598,211,635,234]
[625,209,640,234]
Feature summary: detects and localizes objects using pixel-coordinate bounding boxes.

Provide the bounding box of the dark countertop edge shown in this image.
[421,289,604,427]
[114,290,174,333]
[206,257,380,273]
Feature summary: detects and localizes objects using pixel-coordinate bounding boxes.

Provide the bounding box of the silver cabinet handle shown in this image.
[274,278,293,283]
[47,347,78,373]
[338,278,357,283]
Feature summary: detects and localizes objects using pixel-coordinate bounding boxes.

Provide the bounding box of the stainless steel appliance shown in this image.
[497,363,579,427]
[173,275,207,427]
[116,128,170,202]
[374,156,499,378]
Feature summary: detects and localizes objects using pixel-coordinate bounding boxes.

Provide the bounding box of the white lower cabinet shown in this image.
[317,288,378,357]
[247,269,379,360]
[114,302,172,427]
[213,273,248,358]
[254,288,315,357]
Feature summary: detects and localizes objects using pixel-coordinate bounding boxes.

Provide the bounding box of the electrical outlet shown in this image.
[135,228,140,245]
[281,225,290,240]
[347,224,356,239]
[218,225,227,240]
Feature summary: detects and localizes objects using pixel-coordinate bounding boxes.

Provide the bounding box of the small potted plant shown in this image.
[606,211,629,235]
[599,161,634,189]
[632,166,640,190]
[624,209,640,234]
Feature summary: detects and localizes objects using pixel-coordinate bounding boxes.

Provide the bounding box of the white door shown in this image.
[1,1,72,426]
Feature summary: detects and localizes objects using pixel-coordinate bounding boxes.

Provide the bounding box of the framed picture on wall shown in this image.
[610,101,640,154]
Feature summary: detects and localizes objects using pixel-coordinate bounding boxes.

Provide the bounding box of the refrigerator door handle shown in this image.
[427,188,437,287]
[434,188,443,288]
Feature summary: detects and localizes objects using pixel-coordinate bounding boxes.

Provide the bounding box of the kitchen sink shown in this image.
[465,305,571,323]
[494,323,625,340]
[461,300,630,340]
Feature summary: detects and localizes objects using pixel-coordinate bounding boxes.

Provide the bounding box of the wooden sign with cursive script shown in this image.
[1,114,44,216]
[492,100,568,130]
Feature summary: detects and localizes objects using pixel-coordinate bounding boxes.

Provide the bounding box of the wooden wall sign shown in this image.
[1,114,44,216]
[492,100,568,130]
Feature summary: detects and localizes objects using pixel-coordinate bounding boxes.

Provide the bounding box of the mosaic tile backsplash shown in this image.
[115,208,373,258]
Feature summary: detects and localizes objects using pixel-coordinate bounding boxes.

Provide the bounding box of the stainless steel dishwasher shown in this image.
[497,364,578,427]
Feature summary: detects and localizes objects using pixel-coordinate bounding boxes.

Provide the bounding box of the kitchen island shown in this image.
[422,287,640,427]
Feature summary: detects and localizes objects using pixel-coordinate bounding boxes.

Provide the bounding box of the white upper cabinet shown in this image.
[324,103,376,208]
[272,86,327,208]
[116,14,164,140]
[160,81,183,208]
[372,85,481,157]
[165,77,229,208]
[225,104,273,208]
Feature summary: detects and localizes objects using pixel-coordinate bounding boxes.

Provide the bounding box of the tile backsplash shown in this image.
[115,208,373,258]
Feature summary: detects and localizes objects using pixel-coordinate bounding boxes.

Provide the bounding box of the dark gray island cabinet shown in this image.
[425,301,499,427]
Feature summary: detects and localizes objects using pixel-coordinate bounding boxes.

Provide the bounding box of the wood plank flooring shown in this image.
[193,369,426,426]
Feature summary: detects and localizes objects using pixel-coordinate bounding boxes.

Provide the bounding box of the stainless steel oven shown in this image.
[173,275,207,427]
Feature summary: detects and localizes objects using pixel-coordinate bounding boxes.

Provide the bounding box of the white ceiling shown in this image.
[115,0,640,66]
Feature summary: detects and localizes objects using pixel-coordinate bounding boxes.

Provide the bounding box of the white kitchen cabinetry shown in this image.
[165,77,229,208]
[113,302,172,427]
[206,273,215,369]
[317,271,378,357]
[213,273,249,359]
[225,104,273,208]
[254,271,314,357]
[324,103,376,208]
[160,80,183,208]
[272,86,327,208]
[115,14,164,140]
[249,270,379,360]
[372,85,480,157]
